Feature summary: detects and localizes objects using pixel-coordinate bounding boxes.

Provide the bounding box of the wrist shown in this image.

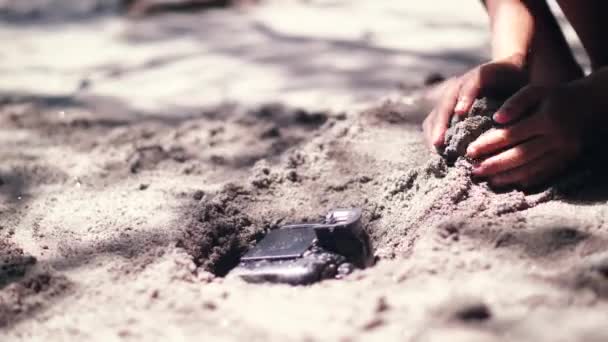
[504,51,528,69]
[490,52,529,71]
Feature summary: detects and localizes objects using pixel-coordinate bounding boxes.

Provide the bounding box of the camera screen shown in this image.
[241,227,316,261]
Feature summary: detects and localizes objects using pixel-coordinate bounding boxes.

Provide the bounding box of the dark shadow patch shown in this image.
[453,303,492,322]
[0,93,81,109]
[361,99,428,125]
[1,92,331,179]
[0,241,37,289]
[244,103,329,130]
[0,272,72,328]
[555,152,608,204]
[0,164,69,204]
[493,226,589,258]
[434,298,493,325]
[48,227,172,275]
[118,13,487,97]
[558,253,608,299]
[124,0,255,17]
[128,145,190,173]
[0,0,120,25]
[250,21,484,67]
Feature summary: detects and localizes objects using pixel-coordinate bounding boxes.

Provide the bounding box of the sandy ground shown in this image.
[2,1,608,341]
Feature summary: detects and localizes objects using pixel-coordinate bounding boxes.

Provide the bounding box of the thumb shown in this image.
[493,85,547,124]
[454,72,481,116]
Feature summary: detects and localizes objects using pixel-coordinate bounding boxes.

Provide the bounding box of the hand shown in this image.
[466,84,589,188]
[422,54,528,148]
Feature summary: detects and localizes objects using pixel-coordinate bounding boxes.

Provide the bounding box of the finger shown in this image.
[493,86,547,124]
[431,80,461,147]
[454,71,480,115]
[466,113,544,158]
[472,137,550,177]
[488,153,560,188]
[422,112,435,149]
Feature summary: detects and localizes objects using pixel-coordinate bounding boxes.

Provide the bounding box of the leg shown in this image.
[524,0,584,84]
[556,0,608,71]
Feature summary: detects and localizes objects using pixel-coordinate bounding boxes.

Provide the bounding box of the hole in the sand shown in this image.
[177,186,260,277]
[593,261,608,279]
[453,303,492,322]
[178,187,374,283]
[178,215,254,277]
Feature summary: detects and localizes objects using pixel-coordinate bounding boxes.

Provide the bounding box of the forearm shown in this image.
[484,0,583,85]
[484,0,534,62]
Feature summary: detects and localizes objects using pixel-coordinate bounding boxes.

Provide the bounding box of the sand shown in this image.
[2,1,608,341]
[2,90,608,341]
[441,97,505,163]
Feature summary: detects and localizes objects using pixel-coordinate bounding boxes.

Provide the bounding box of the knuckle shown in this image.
[480,160,495,172]
[448,78,463,92]
[464,76,480,92]
[512,145,528,161]
[463,70,479,85]
[497,129,511,142]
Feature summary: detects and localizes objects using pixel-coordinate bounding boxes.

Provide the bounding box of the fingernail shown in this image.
[433,134,444,147]
[471,165,483,175]
[466,145,477,157]
[454,98,467,113]
[492,112,507,124]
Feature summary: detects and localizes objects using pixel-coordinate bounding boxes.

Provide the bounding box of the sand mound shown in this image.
[441,97,505,163]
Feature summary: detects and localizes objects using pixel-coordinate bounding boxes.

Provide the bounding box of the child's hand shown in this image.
[423,54,528,148]
[466,84,588,188]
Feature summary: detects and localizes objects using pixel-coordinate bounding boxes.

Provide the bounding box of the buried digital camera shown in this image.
[229,208,373,285]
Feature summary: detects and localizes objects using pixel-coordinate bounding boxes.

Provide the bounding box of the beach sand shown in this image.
[1,1,607,341]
